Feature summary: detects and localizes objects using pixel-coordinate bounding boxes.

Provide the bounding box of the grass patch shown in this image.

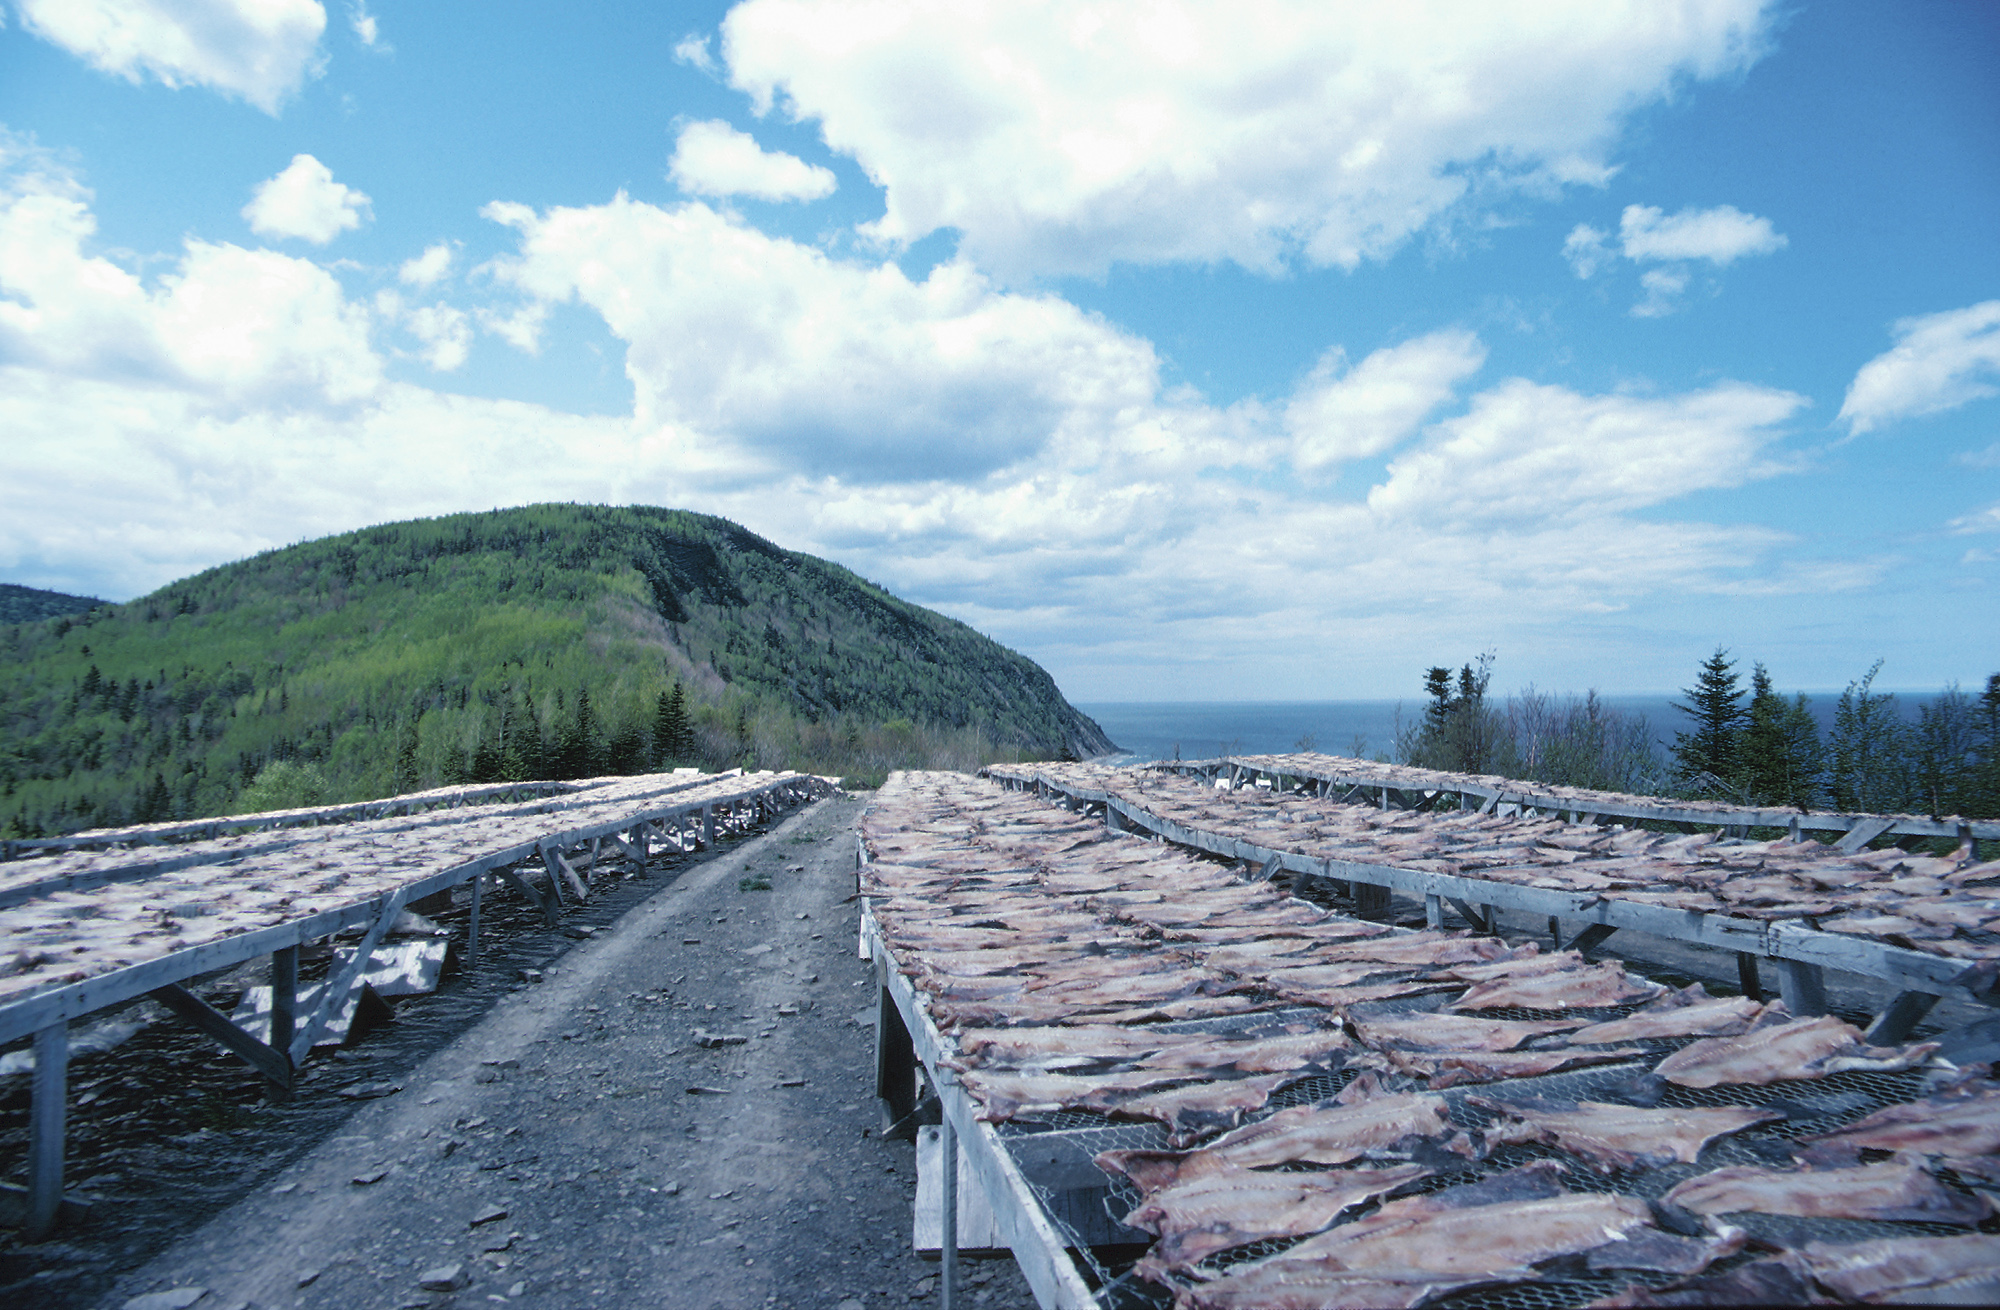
[738,876,772,892]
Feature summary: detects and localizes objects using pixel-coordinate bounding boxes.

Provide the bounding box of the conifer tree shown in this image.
[1672,647,1746,791]
[1829,660,1902,812]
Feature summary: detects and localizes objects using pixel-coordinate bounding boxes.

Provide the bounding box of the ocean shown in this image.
[1070,694,1943,765]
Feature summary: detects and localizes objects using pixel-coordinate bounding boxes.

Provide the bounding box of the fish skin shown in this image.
[1788,1234,2000,1303]
[1798,1082,2000,1166]
[1173,1265,1535,1310]
[958,1067,1196,1121]
[1662,1161,1993,1225]
[1111,1071,1305,1146]
[1385,1046,1650,1088]
[1352,1012,1586,1052]
[1584,1225,1747,1276]
[1447,959,1664,1011]
[1587,1257,1826,1307]
[1652,1010,1939,1088]
[1133,1028,1353,1074]
[1188,1090,1455,1169]
[1568,990,1762,1045]
[952,1024,1205,1065]
[1468,1096,1783,1170]
[1123,1156,1431,1273]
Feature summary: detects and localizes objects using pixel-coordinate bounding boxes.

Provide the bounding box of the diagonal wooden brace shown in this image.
[290,889,407,1063]
[542,842,590,903]
[497,864,558,926]
[151,983,293,1088]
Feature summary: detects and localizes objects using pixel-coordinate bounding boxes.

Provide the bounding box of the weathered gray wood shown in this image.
[26,1022,66,1240]
[542,844,589,903]
[290,889,409,1062]
[1446,898,1490,933]
[1563,923,1620,956]
[150,983,292,1087]
[468,872,483,961]
[875,975,918,1139]
[1260,855,1284,881]
[1777,959,1828,1017]
[496,865,557,926]
[1864,991,1940,1045]
[269,945,298,1090]
[1835,817,1897,854]
[941,1110,959,1310]
[1425,893,1443,930]
[1737,952,1764,1002]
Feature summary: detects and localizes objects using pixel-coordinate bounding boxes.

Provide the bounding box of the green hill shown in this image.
[0,504,1113,836]
[0,583,107,624]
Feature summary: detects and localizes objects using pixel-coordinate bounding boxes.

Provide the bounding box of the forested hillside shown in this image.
[0,583,106,624]
[0,505,1113,836]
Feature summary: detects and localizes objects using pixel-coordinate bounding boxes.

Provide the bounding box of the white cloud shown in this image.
[0,146,377,405]
[484,194,1201,481]
[674,33,718,73]
[1948,502,2000,536]
[1368,378,1805,527]
[242,154,370,244]
[668,120,836,203]
[1286,329,1486,470]
[399,242,454,288]
[1618,203,1786,265]
[1632,266,1690,318]
[348,1,383,49]
[403,303,471,372]
[1563,224,1611,279]
[721,0,1774,278]
[1839,301,2000,435]
[16,0,327,115]
[1960,442,2000,469]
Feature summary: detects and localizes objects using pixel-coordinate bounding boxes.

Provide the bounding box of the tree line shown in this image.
[1397,648,2000,819]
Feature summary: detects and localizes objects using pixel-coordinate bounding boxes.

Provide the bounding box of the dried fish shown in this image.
[1448,959,1663,1011]
[1469,1096,1782,1170]
[1662,1160,1992,1225]
[1798,1080,2000,1169]
[1788,1234,2000,1303]
[1567,985,1761,1045]
[1123,1155,1430,1273]
[1352,1012,1585,1052]
[1097,1089,1454,1184]
[1384,1045,1650,1088]
[1584,1225,1746,1277]
[1588,1257,1823,1307]
[1652,1006,1939,1088]
[1111,1071,1306,1146]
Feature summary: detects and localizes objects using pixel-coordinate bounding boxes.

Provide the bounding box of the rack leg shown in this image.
[940,1113,958,1310]
[27,1021,67,1241]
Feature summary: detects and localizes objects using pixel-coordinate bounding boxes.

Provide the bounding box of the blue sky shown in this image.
[1,1,1995,701]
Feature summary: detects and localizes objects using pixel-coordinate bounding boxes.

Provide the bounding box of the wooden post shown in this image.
[940,1111,959,1310]
[468,873,483,963]
[269,945,298,1101]
[875,980,918,1139]
[1865,991,1940,1045]
[1736,952,1764,1002]
[1777,958,1827,1017]
[1425,893,1443,930]
[702,804,716,848]
[26,1021,67,1241]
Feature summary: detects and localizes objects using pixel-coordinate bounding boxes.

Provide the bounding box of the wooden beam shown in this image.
[496,865,557,926]
[150,984,292,1088]
[25,1022,66,1240]
[1835,817,1897,854]
[1864,991,1940,1045]
[940,1110,959,1310]
[1737,952,1764,1002]
[1777,958,1828,1018]
[290,889,407,1063]
[1563,923,1620,956]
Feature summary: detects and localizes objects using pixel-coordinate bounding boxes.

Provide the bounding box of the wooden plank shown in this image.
[269,946,298,1079]
[1835,817,1897,854]
[875,971,919,1139]
[1865,990,1941,1045]
[941,1112,960,1308]
[1777,959,1828,1018]
[915,1125,1006,1254]
[25,1022,66,1240]
[1563,923,1620,956]
[290,889,408,1062]
[1737,952,1764,1002]
[150,984,292,1087]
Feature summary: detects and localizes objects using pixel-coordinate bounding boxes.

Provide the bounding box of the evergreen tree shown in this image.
[1976,674,2000,819]
[1671,647,1746,791]
[1911,683,1979,820]
[393,715,423,793]
[559,687,601,779]
[654,681,694,767]
[1829,660,1903,813]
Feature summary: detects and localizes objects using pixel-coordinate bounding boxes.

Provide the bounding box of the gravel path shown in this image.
[94,793,1039,1310]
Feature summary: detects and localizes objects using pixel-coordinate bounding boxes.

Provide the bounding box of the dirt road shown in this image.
[97,793,1038,1310]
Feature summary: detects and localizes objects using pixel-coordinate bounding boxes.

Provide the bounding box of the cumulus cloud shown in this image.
[399,242,454,288]
[674,33,718,73]
[668,120,836,202]
[348,1,384,49]
[1563,224,1611,279]
[402,303,471,372]
[1368,378,1805,527]
[242,154,370,243]
[1286,329,1486,470]
[1839,300,2000,435]
[721,0,1773,278]
[1632,266,1691,318]
[0,146,377,404]
[17,0,327,115]
[483,194,1199,480]
[1618,203,1786,265]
